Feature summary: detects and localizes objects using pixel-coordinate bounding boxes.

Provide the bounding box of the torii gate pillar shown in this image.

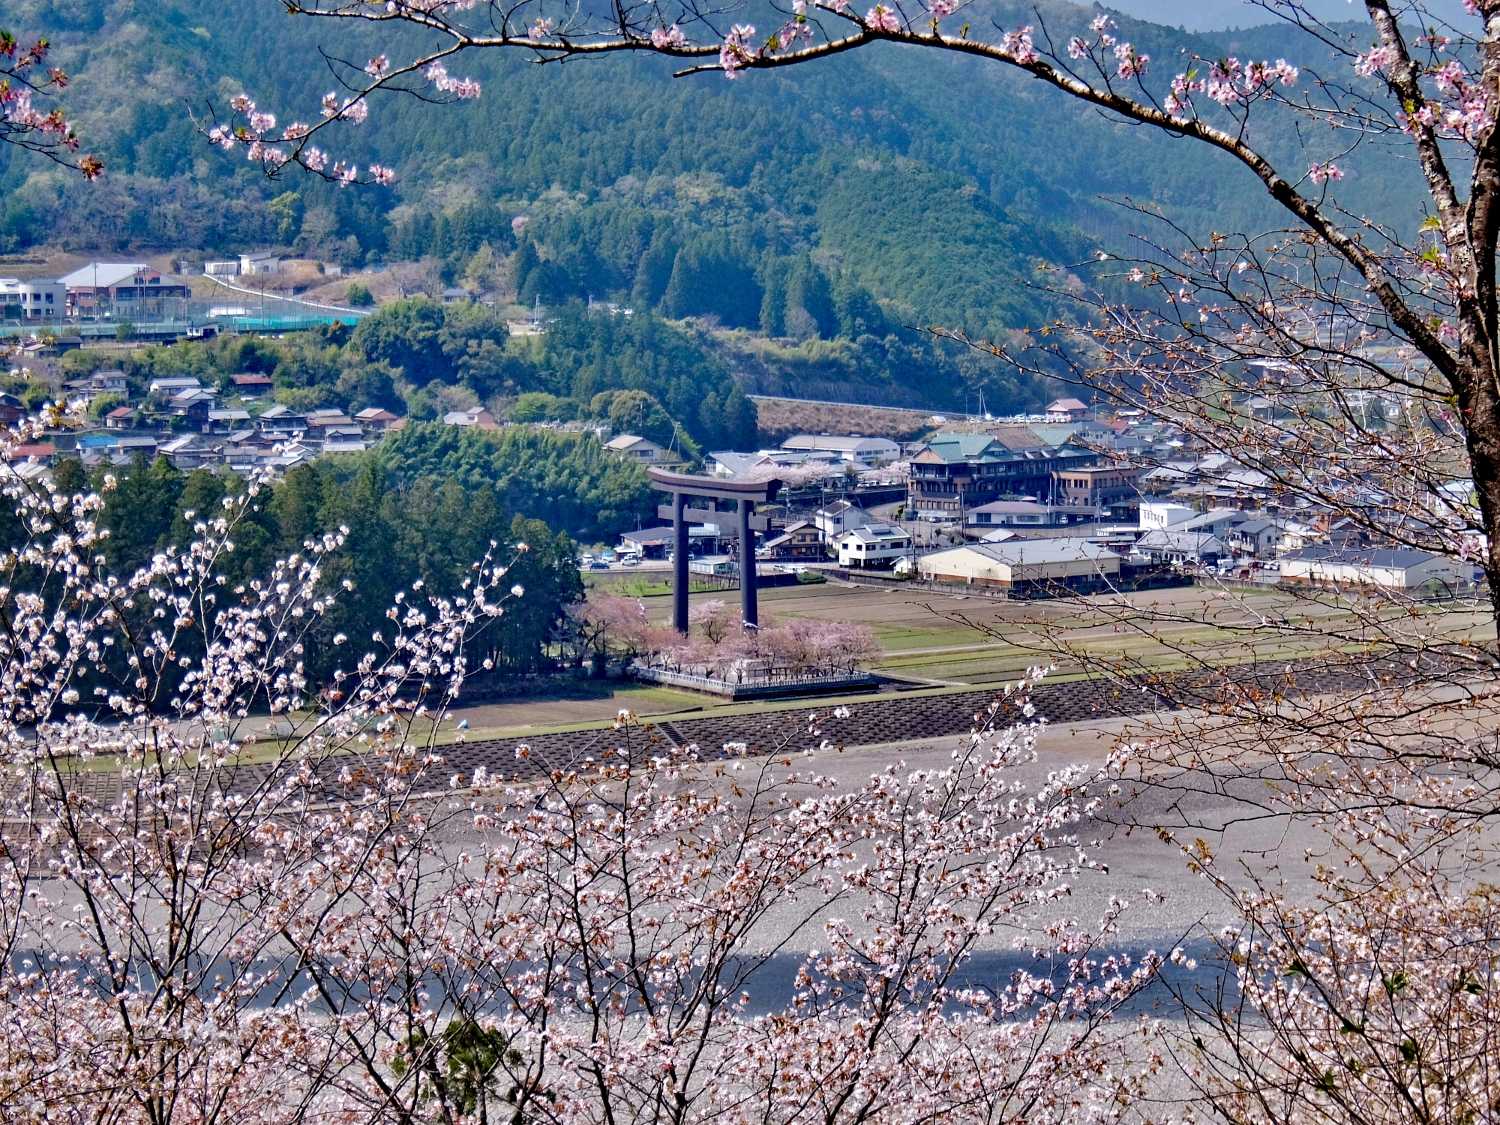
[672,492,690,634]
[738,497,758,630]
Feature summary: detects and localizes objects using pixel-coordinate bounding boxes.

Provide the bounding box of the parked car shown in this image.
[586,560,610,571]
[620,555,641,567]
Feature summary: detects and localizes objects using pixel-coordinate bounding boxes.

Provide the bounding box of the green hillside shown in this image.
[0,0,1433,414]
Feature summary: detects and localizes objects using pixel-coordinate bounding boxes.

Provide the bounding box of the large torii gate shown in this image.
[647,468,782,634]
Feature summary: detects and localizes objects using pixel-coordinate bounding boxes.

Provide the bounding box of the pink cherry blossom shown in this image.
[1308,161,1345,184]
[650,24,687,48]
[866,5,901,33]
[720,24,757,78]
[1001,25,1037,64]
[1354,43,1398,77]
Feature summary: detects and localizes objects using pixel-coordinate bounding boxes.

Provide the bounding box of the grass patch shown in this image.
[584,574,727,598]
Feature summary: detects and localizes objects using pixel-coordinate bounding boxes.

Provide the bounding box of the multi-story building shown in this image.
[59,263,191,320]
[812,500,872,539]
[0,278,66,321]
[1052,464,1143,516]
[907,431,1094,521]
[759,520,826,561]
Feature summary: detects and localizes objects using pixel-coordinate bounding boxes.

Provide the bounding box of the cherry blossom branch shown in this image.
[0,28,100,178]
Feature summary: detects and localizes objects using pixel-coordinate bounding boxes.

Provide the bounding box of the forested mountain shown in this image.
[2,0,1434,412]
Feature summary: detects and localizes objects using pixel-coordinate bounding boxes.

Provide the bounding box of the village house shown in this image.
[149,376,203,398]
[112,436,160,462]
[1134,529,1229,568]
[5,441,57,466]
[322,433,370,455]
[257,405,308,440]
[1046,397,1091,420]
[354,407,401,434]
[603,433,683,466]
[812,500,872,540]
[205,409,252,434]
[442,407,499,430]
[230,373,274,397]
[1226,517,1286,559]
[759,520,825,561]
[0,393,27,429]
[835,523,912,569]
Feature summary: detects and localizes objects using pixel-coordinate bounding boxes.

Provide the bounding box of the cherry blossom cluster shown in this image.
[576,593,883,681]
[1360,45,1498,145]
[1308,161,1345,185]
[1066,17,1150,81]
[719,23,758,79]
[209,91,394,186]
[207,39,477,186]
[1062,15,1295,109]
[0,29,100,177]
[1165,54,1299,114]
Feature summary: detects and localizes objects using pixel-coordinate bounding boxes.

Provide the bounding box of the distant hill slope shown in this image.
[0,0,1433,413]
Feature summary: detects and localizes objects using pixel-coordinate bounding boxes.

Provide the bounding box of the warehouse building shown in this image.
[917,538,1122,597]
[1280,547,1471,592]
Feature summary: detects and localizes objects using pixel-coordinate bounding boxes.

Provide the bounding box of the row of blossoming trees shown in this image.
[9,0,1500,1117]
[0,454,1172,1121]
[576,592,880,680]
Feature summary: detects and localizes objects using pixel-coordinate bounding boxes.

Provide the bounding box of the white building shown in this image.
[0,277,66,321]
[918,539,1121,596]
[968,500,1102,528]
[1280,547,1470,591]
[780,433,902,467]
[149,376,203,396]
[1138,500,1195,531]
[239,251,283,276]
[835,523,911,569]
[812,500,872,540]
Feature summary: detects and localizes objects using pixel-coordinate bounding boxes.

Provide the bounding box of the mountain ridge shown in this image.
[0,1,1436,414]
